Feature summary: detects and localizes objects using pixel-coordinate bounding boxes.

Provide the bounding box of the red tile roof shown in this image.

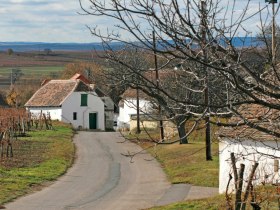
[218,104,280,141]
[122,89,150,100]
[71,73,91,84]
[25,79,90,107]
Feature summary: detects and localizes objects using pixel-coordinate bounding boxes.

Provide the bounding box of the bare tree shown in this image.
[78,1,280,207]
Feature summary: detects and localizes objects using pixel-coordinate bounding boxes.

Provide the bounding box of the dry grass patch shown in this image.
[0,122,75,204]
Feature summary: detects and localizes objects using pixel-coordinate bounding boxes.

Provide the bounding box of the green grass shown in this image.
[0,66,64,78]
[0,122,75,204]
[150,142,219,187]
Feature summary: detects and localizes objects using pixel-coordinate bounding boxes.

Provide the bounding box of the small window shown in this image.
[73,112,77,120]
[81,94,88,106]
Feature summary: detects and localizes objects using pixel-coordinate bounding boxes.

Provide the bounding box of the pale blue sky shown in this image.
[0,0,100,43]
[0,0,277,43]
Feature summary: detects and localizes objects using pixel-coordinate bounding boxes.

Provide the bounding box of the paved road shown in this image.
[5,132,170,210]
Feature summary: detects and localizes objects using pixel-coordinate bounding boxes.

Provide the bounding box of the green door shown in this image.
[89,113,97,129]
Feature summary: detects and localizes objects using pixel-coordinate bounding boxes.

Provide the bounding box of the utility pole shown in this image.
[136,87,141,134]
[272,0,276,63]
[201,0,212,161]
[153,30,165,141]
[135,48,141,134]
[265,0,277,63]
[10,69,13,86]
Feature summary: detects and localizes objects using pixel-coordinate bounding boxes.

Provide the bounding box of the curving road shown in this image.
[5,132,170,210]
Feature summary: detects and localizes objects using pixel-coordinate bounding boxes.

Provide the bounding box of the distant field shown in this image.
[0,66,64,77]
[0,50,102,90]
[0,51,98,67]
[0,66,64,89]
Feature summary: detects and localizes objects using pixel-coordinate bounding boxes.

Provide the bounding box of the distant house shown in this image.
[218,104,280,193]
[25,79,105,130]
[118,89,153,130]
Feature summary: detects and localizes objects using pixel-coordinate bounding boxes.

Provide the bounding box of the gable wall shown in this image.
[62,92,105,130]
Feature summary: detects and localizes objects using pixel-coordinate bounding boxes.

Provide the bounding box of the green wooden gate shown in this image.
[89,113,97,129]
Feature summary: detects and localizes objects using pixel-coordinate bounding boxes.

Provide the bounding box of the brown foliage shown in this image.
[0,108,28,132]
[61,62,104,84]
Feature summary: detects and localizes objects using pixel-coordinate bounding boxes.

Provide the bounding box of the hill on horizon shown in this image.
[0,37,264,52]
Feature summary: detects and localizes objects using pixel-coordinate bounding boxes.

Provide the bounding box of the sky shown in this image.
[0,0,101,43]
[0,0,277,43]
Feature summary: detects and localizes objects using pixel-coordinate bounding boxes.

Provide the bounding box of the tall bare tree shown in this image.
[79,0,280,152]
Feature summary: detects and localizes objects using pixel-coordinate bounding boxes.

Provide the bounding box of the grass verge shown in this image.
[127,123,219,187]
[148,142,219,187]
[0,122,75,204]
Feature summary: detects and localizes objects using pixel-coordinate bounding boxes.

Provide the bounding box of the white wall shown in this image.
[62,92,105,130]
[118,98,151,128]
[219,138,280,193]
[27,107,62,120]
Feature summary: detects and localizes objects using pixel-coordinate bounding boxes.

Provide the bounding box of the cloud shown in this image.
[0,0,97,42]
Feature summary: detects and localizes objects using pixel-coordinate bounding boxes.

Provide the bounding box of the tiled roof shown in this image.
[122,89,150,100]
[71,73,91,84]
[71,74,106,97]
[218,104,280,141]
[25,79,90,107]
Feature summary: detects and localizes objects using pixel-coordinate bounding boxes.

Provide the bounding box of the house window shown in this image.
[73,112,77,120]
[81,94,88,106]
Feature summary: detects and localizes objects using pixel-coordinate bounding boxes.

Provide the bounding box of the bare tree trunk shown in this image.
[235,164,245,210]
[226,174,234,210]
[241,162,259,210]
[205,120,212,160]
[231,153,239,190]
[178,121,188,144]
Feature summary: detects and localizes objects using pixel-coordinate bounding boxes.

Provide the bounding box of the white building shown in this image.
[71,73,115,130]
[25,79,105,130]
[218,104,280,193]
[118,89,152,130]
[219,137,280,194]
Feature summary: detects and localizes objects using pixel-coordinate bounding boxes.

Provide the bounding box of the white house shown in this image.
[218,104,280,193]
[117,89,152,130]
[71,73,115,130]
[25,79,105,130]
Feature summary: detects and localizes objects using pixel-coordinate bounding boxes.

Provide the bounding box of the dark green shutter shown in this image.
[81,94,88,106]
